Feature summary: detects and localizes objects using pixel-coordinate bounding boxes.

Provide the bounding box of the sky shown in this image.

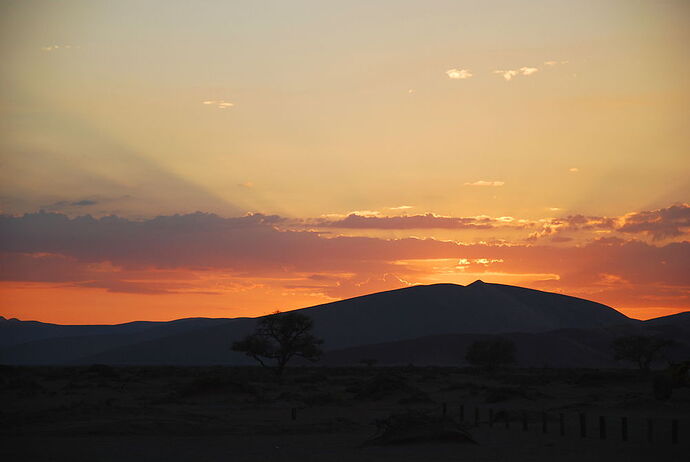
[0,0,688,324]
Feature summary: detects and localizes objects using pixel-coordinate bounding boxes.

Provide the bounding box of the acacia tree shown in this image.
[465,338,516,370]
[612,335,675,373]
[232,311,323,377]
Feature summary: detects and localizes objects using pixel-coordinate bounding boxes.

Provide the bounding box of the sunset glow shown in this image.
[1,1,688,323]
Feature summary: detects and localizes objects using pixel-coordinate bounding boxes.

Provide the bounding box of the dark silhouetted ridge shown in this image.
[0,281,661,366]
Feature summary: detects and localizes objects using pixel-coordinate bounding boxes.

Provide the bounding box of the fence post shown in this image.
[599,416,606,440]
[559,413,565,436]
[522,411,528,431]
[579,413,587,438]
[647,418,653,443]
[672,419,678,445]
[291,407,297,421]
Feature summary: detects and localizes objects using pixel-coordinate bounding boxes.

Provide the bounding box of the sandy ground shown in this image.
[1,366,687,461]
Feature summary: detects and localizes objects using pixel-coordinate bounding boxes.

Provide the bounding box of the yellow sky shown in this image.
[1,0,688,220]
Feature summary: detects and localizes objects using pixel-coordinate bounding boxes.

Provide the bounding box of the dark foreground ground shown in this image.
[1,365,688,461]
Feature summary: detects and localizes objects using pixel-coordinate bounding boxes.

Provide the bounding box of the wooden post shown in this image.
[599,416,606,440]
[621,417,628,442]
[522,412,528,431]
[489,408,494,428]
[291,407,297,421]
[579,413,586,438]
[475,407,480,426]
[671,419,678,445]
[647,418,653,443]
[460,404,464,421]
[542,412,547,434]
[559,413,565,436]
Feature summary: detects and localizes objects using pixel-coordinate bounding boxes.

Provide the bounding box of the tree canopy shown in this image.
[612,335,675,373]
[232,310,323,377]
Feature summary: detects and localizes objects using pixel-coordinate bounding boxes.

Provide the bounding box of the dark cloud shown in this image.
[75,280,219,295]
[1,210,688,306]
[70,199,98,207]
[0,252,86,282]
[553,215,617,230]
[550,236,573,243]
[618,204,690,240]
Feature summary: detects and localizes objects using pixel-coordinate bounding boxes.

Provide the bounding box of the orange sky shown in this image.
[1,1,689,324]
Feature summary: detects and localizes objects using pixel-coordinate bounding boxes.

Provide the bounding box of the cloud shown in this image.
[1,210,689,311]
[618,204,690,240]
[527,214,618,241]
[493,67,539,81]
[41,45,77,52]
[321,213,494,230]
[41,199,100,211]
[347,210,380,217]
[202,100,234,109]
[464,180,505,187]
[238,181,254,189]
[543,60,568,66]
[526,206,690,243]
[493,70,519,81]
[446,69,473,79]
[389,205,414,210]
[569,167,579,173]
[71,199,98,206]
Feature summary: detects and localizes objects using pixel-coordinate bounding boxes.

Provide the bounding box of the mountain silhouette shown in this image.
[1,281,685,366]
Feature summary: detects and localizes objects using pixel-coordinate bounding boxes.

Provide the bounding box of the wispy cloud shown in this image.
[544,60,569,66]
[493,70,518,81]
[569,167,579,173]
[41,45,77,52]
[389,205,414,210]
[446,69,473,80]
[320,213,494,230]
[202,100,234,109]
[238,181,254,189]
[348,210,380,217]
[464,180,505,187]
[493,67,539,81]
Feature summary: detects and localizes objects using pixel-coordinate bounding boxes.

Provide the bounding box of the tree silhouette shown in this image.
[465,338,515,370]
[232,310,323,377]
[612,335,675,373]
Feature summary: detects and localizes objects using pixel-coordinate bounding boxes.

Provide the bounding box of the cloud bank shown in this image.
[1,204,688,317]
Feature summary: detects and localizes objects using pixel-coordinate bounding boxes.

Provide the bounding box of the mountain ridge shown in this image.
[1,281,682,366]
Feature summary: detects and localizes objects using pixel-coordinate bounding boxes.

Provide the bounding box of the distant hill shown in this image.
[0,316,234,348]
[2,281,682,367]
[319,322,690,368]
